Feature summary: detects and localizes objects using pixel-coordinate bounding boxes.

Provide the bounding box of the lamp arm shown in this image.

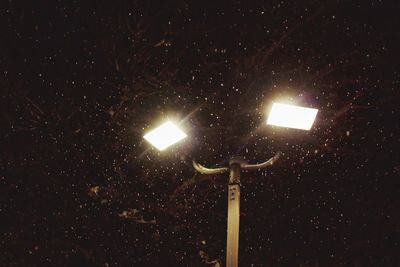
[241,151,282,170]
[192,160,229,174]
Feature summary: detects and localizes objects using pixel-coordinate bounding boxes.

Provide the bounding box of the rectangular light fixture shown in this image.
[267,103,318,130]
[143,121,187,151]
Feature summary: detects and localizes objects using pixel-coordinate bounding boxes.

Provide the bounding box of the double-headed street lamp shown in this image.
[143,102,318,267]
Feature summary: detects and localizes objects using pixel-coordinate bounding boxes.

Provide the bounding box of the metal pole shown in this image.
[192,152,281,267]
[226,163,240,267]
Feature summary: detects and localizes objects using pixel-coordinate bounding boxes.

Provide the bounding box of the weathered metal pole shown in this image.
[192,152,281,267]
[226,162,241,267]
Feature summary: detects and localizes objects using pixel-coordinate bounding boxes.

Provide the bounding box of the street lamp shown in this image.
[143,103,318,267]
[143,120,187,151]
[192,102,318,267]
[267,102,318,130]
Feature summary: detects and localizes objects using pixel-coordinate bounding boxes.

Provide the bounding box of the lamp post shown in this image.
[193,153,282,267]
[143,102,318,267]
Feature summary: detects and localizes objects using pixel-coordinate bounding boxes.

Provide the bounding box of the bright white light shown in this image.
[267,103,318,130]
[143,121,187,151]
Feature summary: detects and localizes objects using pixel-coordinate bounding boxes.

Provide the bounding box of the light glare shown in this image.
[144,121,187,151]
[267,103,318,130]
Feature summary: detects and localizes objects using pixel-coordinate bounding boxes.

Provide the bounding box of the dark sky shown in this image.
[1,0,400,266]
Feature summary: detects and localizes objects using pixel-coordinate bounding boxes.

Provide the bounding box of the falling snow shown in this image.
[1,1,400,266]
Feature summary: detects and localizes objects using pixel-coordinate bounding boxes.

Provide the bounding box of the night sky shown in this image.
[2,1,400,266]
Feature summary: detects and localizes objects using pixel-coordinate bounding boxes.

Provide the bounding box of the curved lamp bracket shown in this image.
[241,151,282,170]
[192,151,281,174]
[192,161,228,174]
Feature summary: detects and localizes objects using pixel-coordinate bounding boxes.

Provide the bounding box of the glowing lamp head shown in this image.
[267,103,318,130]
[143,121,187,151]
